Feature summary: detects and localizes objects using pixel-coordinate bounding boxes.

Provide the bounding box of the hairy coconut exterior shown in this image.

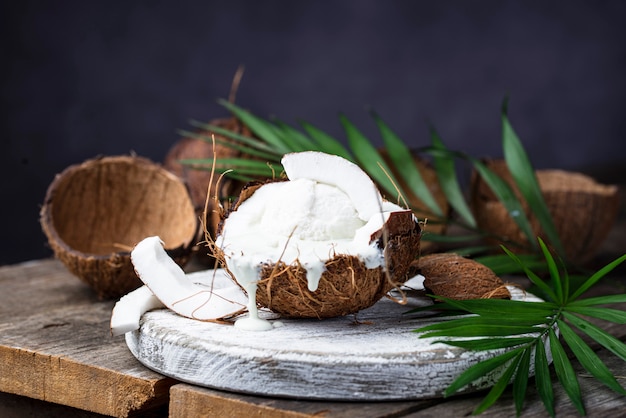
[163,117,251,242]
[419,253,510,300]
[470,159,619,263]
[217,181,421,318]
[40,155,198,299]
[379,148,449,253]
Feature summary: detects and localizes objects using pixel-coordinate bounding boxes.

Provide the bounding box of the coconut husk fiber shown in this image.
[379,148,449,253]
[470,159,620,263]
[40,155,198,299]
[419,253,511,300]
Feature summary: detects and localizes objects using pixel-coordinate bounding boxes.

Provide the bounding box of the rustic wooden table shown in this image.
[2,180,625,417]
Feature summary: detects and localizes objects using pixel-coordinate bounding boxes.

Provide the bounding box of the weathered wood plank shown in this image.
[0,259,175,417]
[169,383,436,418]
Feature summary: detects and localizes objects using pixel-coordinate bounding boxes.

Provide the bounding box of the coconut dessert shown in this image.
[112,151,421,333]
[214,151,421,329]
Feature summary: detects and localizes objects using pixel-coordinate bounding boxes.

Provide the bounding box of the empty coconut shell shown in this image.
[419,253,510,300]
[40,155,198,299]
[470,159,620,263]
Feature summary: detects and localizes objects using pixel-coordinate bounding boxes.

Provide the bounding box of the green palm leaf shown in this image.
[568,254,626,301]
[568,294,626,307]
[501,245,559,302]
[218,99,292,153]
[471,157,537,251]
[558,319,626,395]
[474,353,522,415]
[298,120,353,160]
[419,320,543,339]
[501,102,564,256]
[513,348,532,416]
[188,120,284,157]
[534,339,555,417]
[565,306,626,323]
[272,119,320,152]
[444,347,524,397]
[371,111,443,216]
[563,312,626,362]
[549,328,585,415]
[433,337,535,350]
[538,237,564,304]
[412,297,557,317]
[339,114,402,201]
[429,128,477,227]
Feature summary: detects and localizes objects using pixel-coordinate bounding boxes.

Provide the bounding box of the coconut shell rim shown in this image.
[40,154,199,260]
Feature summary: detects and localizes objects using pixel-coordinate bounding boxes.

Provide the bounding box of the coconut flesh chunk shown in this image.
[216,151,418,330]
[281,151,384,221]
[110,236,248,335]
[110,284,164,336]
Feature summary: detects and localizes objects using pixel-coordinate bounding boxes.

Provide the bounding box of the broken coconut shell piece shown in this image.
[40,155,198,299]
[419,253,511,300]
[470,159,620,263]
[378,148,450,252]
[215,151,422,325]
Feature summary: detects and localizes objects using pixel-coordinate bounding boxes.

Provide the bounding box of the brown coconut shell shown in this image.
[163,117,251,243]
[216,180,422,318]
[419,253,511,300]
[379,148,449,252]
[40,155,198,299]
[470,159,620,263]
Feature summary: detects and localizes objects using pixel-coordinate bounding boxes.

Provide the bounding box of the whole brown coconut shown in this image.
[40,155,198,299]
[470,159,620,263]
[163,117,251,242]
[216,176,422,319]
[419,253,511,300]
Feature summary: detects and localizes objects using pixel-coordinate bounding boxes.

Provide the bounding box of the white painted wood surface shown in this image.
[126,270,546,401]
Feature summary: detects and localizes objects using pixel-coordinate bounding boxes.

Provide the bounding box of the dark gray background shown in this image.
[2,0,625,265]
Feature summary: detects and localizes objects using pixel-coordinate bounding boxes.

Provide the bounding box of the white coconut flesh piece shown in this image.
[281,151,385,221]
[110,285,164,336]
[216,151,414,331]
[109,236,248,335]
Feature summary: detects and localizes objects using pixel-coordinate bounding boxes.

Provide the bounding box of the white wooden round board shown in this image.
[125,269,548,401]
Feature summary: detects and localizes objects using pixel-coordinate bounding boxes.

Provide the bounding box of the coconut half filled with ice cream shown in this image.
[214,151,421,329]
[113,151,421,333]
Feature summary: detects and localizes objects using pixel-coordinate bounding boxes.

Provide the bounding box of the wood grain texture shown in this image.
[169,383,435,418]
[0,259,175,417]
